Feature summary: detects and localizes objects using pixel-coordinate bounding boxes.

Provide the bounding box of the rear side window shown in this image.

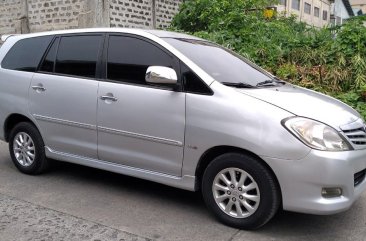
[39,37,59,73]
[107,35,175,86]
[55,35,103,78]
[1,36,53,72]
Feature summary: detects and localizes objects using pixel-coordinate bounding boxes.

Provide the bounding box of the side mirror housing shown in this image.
[145,66,178,85]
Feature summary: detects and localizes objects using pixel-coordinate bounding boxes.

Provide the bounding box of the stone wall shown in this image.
[0,0,23,34]
[0,0,183,35]
[110,0,153,28]
[155,0,182,29]
[27,0,87,32]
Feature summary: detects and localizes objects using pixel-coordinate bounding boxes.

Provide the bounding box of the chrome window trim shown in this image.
[7,28,216,86]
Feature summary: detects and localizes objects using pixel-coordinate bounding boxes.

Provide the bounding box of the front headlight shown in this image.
[282,117,351,151]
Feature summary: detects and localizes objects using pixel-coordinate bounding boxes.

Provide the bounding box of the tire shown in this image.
[8,122,49,175]
[202,152,281,229]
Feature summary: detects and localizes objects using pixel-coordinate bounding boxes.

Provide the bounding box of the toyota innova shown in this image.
[0,29,365,229]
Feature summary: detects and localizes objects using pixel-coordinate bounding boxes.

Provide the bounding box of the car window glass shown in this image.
[1,36,53,72]
[39,37,59,73]
[107,36,175,86]
[55,35,102,78]
[181,64,212,95]
[165,38,272,86]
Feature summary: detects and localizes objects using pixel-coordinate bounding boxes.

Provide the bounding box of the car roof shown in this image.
[144,30,202,40]
[4,28,203,41]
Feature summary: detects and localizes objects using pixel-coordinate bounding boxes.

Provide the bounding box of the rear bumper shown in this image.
[262,149,366,215]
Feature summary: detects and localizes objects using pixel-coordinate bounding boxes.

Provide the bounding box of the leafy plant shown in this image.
[171,1,366,118]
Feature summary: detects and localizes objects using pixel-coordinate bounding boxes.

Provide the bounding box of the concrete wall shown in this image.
[0,0,23,34]
[155,0,182,29]
[0,0,183,35]
[109,0,183,29]
[350,0,366,13]
[27,0,87,32]
[276,0,331,27]
[332,0,352,25]
[109,0,154,28]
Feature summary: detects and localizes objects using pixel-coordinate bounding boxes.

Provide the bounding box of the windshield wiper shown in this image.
[221,82,255,88]
[256,79,286,87]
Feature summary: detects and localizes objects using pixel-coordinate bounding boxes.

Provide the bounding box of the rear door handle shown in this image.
[31,85,46,92]
[100,95,118,102]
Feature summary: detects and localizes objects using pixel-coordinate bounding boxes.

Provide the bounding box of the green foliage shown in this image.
[334,90,366,120]
[171,1,366,118]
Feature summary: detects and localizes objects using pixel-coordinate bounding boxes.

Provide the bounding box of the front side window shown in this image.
[164,38,273,87]
[107,35,176,86]
[292,0,300,10]
[1,36,53,72]
[323,10,328,20]
[314,7,320,17]
[55,35,103,78]
[181,63,212,95]
[304,3,311,14]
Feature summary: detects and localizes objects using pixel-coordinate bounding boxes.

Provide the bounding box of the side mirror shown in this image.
[145,66,178,85]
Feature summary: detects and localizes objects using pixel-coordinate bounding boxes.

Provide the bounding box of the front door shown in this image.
[97,35,185,176]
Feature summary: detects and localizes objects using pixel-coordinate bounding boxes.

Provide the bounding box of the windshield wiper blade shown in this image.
[221,82,255,88]
[256,79,286,87]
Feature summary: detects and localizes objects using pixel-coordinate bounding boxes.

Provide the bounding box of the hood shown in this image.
[237,84,361,129]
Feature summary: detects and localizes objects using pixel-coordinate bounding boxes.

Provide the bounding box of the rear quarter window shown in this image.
[1,36,53,72]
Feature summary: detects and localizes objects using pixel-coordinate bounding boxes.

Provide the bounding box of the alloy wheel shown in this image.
[13,132,36,167]
[212,167,260,218]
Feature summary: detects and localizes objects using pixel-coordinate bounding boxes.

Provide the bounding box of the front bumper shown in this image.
[262,148,366,215]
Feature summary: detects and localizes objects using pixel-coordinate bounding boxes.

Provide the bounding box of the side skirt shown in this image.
[45,146,196,191]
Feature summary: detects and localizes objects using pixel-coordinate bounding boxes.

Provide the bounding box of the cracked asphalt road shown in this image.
[0,194,151,241]
[1,140,366,241]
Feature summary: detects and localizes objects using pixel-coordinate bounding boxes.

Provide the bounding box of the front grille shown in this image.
[354,169,366,186]
[343,127,366,146]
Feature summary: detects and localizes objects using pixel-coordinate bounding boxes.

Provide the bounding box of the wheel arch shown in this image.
[195,145,282,203]
[3,113,39,142]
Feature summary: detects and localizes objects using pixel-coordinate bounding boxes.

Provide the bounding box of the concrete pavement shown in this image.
[0,140,366,241]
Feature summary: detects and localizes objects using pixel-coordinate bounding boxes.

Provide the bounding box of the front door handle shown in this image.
[31,84,46,92]
[100,95,118,102]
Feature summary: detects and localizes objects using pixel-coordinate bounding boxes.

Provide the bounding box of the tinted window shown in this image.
[107,36,175,85]
[1,36,53,72]
[181,64,212,95]
[55,35,102,78]
[165,38,272,86]
[39,37,59,73]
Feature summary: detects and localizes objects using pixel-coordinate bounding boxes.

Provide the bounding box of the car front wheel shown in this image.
[202,152,281,229]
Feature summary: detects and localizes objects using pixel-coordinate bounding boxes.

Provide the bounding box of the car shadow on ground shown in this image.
[49,160,206,208]
[48,160,365,238]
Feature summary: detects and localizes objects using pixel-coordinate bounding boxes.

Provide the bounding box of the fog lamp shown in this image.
[321,188,342,198]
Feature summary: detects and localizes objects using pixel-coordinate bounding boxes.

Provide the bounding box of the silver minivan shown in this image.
[0,29,365,229]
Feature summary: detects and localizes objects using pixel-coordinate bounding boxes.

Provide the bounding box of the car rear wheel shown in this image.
[202,152,281,229]
[9,122,49,174]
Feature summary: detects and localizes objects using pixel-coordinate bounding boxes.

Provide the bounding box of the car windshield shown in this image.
[164,38,277,87]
